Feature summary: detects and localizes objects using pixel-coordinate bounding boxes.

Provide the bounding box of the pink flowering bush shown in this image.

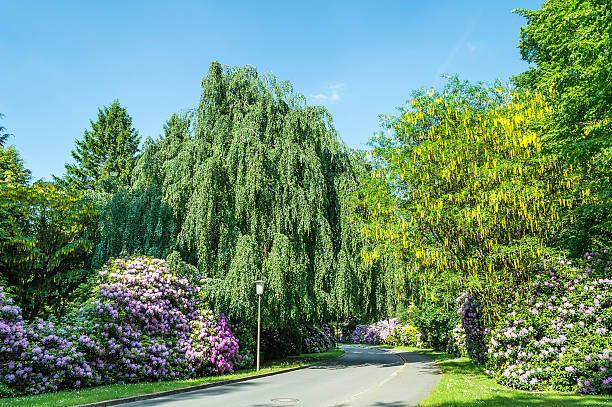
[448,323,467,357]
[0,256,242,396]
[486,250,612,394]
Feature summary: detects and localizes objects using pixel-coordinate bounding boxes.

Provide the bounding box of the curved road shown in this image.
[124,345,440,407]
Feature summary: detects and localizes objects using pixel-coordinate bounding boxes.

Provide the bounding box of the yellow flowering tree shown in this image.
[358,78,595,314]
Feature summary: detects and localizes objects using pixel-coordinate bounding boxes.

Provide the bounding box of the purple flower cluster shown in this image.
[486,250,612,394]
[455,292,488,364]
[298,324,336,353]
[0,256,242,396]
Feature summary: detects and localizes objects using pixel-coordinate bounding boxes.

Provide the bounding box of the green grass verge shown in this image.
[2,347,344,407]
[391,346,612,407]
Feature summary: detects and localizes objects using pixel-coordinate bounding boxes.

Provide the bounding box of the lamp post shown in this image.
[254,280,265,371]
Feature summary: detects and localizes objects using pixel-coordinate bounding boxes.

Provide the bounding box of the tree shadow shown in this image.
[129,380,260,406]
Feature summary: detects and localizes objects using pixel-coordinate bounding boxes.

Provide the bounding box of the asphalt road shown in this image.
[123,345,440,407]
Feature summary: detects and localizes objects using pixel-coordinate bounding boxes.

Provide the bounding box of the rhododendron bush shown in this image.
[298,324,336,353]
[486,250,611,394]
[0,256,242,396]
[345,318,421,347]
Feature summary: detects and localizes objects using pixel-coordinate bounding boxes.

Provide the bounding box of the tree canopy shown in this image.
[513,0,612,253]
[358,78,595,316]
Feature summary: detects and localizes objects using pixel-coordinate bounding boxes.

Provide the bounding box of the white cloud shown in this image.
[311,83,345,103]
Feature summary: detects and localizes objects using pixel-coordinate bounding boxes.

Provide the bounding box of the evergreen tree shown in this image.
[0,113,10,147]
[61,100,140,192]
[0,114,31,185]
[0,146,31,185]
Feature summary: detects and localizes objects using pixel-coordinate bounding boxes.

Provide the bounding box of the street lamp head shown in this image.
[255,280,265,296]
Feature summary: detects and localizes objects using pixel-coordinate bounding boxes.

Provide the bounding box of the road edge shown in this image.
[75,352,345,407]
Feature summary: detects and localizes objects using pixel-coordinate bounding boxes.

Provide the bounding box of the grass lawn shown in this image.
[2,347,344,407]
[389,346,612,407]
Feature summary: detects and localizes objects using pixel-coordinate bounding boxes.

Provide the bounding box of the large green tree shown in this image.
[0,146,31,185]
[61,100,140,192]
[0,182,98,319]
[513,0,612,253]
[94,63,389,326]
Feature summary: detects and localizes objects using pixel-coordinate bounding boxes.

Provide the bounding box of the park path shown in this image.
[122,345,440,407]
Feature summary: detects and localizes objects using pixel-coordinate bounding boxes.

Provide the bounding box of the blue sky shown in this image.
[1,0,541,181]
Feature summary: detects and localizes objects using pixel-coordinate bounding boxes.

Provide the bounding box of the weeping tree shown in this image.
[94,63,390,328]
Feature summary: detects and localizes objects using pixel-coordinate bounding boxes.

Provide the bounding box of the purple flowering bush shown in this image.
[0,256,242,396]
[351,324,369,343]
[455,292,488,364]
[299,324,336,353]
[190,311,240,375]
[448,323,467,357]
[486,250,612,394]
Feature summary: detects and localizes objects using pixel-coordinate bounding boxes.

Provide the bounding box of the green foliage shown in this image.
[60,100,140,193]
[413,302,459,350]
[396,302,420,325]
[92,185,177,269]
[0,114,31,185]
[387,325,420,347]
[0,146,30,185]
[0,182,98,319]
[97,63,376,327]
[514,0,612,254]
[0,113,10,148]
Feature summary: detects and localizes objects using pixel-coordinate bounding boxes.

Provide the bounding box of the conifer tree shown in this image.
[61,100,140,192]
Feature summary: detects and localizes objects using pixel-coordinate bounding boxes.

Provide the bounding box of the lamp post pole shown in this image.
[255,280,264,372]
[257,293,261,371]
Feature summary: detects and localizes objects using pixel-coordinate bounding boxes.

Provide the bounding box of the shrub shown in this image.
[340,317,359,342]
[344,317,420,347]
[486,250,612,394]
[351,324,368,343]
[260,327,302,360]
[387,325,420,347]
[448,323,467,357]
[0,256,242,396]
[231,324,255,369]
[299,324,336,353]
[414,303,459,350]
